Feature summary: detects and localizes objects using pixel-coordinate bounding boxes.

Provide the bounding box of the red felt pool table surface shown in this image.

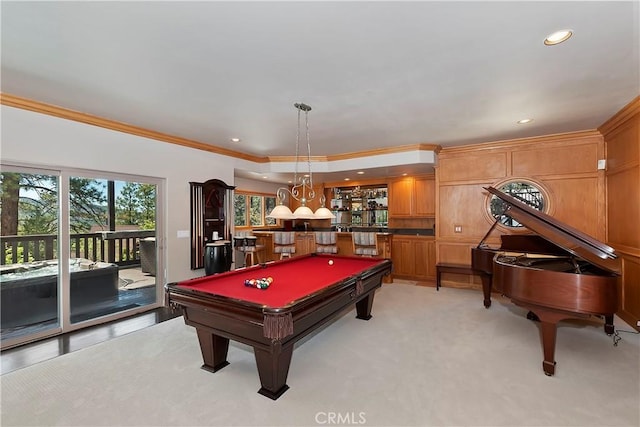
[175,254,385,308]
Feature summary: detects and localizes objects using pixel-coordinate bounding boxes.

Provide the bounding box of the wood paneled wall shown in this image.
[435,130,606,288]
[600,96,640,331]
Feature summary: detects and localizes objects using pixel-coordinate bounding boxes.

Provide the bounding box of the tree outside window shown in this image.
[265,196,276,225]
[234,194,247,226]
[249,196,263,226]
[234,193,278,228]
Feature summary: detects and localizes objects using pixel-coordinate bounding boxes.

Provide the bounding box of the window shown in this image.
[235,192,277,227]
[1,166,162,349]
[234,194,247,227]
[488,180,547,228]
[265,197,276,226]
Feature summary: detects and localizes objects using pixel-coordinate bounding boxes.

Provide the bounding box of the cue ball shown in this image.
[328,260,334,265]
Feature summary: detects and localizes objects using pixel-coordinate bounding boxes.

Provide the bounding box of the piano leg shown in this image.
[521,307,567,376]
[539,319,559,376]
[604,314,615,335]
[480,274,492,308]
[528,308,588,376]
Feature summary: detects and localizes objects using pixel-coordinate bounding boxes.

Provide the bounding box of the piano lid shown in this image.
[485,186,621,275]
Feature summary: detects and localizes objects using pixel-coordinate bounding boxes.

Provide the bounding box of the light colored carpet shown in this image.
[1,284,638,427]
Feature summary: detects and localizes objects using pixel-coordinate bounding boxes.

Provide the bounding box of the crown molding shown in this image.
[0,93,266,163]
[598,95,640,136]
[438,129,602,156]
[1,93,441,166]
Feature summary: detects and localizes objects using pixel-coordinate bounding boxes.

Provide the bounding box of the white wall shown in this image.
[234,177,282,194]
[1,105,237,283]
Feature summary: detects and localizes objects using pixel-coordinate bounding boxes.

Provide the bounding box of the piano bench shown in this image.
[436,263,475,291]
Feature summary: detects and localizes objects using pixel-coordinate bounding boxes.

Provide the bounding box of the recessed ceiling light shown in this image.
[402,173,408,177]
[344,178,350,181]
[262,176,268,179]
[517,118,533,124]
[357,171,365,175]
[544,30,572,46]
[230,138,241,143]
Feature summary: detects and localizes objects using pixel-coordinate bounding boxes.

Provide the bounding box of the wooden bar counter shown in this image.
[252,231,437,284]
[252,231,394,283]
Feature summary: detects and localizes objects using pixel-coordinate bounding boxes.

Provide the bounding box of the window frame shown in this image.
[234,191,278,230]
[483,178,552,232]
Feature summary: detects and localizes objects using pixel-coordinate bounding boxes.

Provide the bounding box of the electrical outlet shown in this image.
[636,320,640,327]
[454,225,462,233]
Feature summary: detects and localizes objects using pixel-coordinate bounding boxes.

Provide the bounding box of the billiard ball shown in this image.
[328,259,334,265]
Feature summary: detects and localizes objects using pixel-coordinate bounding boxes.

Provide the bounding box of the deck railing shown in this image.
[1,230,155,266]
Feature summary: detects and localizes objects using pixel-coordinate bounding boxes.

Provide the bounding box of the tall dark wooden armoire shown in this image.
[189,179,235,270]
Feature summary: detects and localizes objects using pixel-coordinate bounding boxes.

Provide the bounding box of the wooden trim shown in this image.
[598,96,640,136]
[438,130,602,156]
[607,161,640,175]
[0,93,266,163]
[1,92,441,165]
[267,155,329,162]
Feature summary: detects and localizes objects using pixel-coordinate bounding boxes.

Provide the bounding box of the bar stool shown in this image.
[241,236,265,266]
[234,235,264,267]
[273,231,296,259]
[315,231,338,254]
[233,235,248,268]
[352,232,379,256]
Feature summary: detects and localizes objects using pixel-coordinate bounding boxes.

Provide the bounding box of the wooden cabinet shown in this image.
[388,178,413,217]
[253,232,274,262]
[414,177,435,216]
[391,235,436,281]
[189,179,235,270]
[336,232,354,255]
[388,175,435,218]
[295,232,316,256]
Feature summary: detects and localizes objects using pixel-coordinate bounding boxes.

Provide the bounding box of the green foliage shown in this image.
[116,182,139,225]
[116,182,156,228]
[265,196,276,225]
[136,184,156,227]
[69,177,108,233]
[234,194,247,226]
[249,196,262,226]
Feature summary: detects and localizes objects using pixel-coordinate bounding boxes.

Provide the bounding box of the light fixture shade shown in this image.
[266,205,295,219]
[314,207,336,219]
[292,205,316,219]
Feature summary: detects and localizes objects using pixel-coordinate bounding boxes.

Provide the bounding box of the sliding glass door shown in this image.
[1,167,62,344]
[67,175,158,325]
[1,165,163,349]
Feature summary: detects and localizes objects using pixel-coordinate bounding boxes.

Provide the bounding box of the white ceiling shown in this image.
[2,1,638,183]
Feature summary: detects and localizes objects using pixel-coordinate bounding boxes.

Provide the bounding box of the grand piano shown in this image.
[471,186,620,376]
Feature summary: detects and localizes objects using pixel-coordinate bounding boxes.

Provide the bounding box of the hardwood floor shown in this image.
[0,307,180,375]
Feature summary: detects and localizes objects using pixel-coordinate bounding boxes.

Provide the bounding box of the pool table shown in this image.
[165,253,392,400]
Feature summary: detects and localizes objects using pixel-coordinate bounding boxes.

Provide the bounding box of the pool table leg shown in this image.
[355,293,375,320]
[196,329,230,373]
[254,343,294,400]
